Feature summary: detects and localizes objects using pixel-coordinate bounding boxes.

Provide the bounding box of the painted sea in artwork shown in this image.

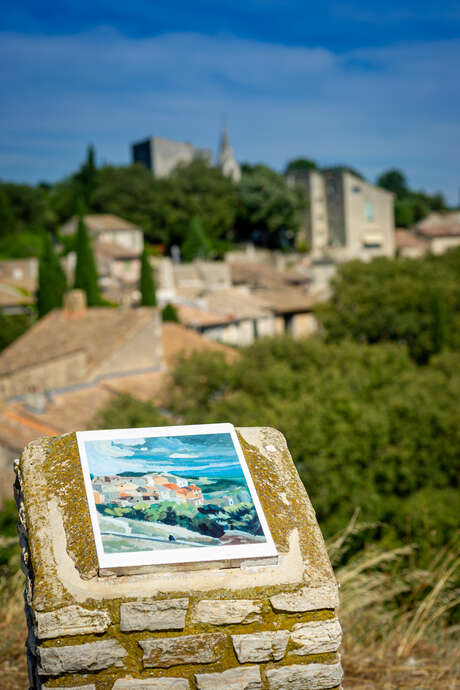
[84,432,266,553]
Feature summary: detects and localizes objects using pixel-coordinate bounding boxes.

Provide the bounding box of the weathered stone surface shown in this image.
[232,631,289,662]
[192,599,262,625]
[291,617,342,655]
[139,633,226,668]
[38,639,127,675]
[113,679,189,689]
[270,583,339,613]
[42,685,95,690]
[120,599,188,632]
[35,604,111,639]
[195,665,262,690]
[266,662,344,690]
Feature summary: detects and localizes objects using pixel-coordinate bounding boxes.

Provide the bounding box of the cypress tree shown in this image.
[140,248,157,306]
[162,303,179,323]
[74,214,101,306]
[181,216,209,262]
[37,234,67,318]
[0,188,14,238]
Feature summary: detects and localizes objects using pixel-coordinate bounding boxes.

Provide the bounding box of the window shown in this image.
[352,186,361,194]
[364,201,375,221]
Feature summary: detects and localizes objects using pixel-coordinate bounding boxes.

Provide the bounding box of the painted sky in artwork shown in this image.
[1,1,460,202]
[84,433,245,479]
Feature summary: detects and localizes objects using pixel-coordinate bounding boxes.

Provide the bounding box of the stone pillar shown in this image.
[15,427,343,690]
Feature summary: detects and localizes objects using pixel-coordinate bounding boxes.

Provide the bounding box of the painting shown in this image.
[77,423,277,569]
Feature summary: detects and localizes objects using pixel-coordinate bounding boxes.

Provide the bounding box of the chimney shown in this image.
[64,289,87,313]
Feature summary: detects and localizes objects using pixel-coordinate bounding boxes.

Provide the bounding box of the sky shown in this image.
[85,433,245,479]
[1,1,460,203]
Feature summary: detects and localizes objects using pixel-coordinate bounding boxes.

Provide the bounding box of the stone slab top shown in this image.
[16,426,336,613]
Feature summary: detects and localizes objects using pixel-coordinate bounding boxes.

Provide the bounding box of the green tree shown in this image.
[76,145,98,206]
[140,248,157,306]
[236,165,306,248]
[73,213,101,306]
[0,313,34,352]
[315,252,460,363]
[322,165,365,180]
[37,233,67,318]
[97,337,460,564]
[0,187,14,238]
[285,157,318,174]
[377,169,408,197]
[153,159,238,252]
[162,303,179,323]
[394,200,414,227]
[181,216,209,262]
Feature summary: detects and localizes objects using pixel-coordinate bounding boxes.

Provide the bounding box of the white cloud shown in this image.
[0,29,459,201]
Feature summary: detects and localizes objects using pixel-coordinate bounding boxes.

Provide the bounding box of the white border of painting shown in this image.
[76,423,277,570]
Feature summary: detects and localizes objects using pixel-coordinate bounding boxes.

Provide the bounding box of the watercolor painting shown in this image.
[77,424,276,568]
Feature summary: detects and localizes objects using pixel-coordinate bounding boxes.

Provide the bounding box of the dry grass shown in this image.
[0,506,458,689]
[0,551,28,690]
[329,512,460,689]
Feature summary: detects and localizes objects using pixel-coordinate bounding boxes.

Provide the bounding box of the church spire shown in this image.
[217,125,241,183]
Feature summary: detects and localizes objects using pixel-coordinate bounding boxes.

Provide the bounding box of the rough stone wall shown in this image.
[16,427,343,690]
[0,350,87,399]
[91,313,163,379]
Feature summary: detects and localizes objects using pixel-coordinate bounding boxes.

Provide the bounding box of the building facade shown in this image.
[132,136,212,178]
[289,169,395,261]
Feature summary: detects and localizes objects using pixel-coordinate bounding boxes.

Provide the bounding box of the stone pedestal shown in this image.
[15,427,343,690]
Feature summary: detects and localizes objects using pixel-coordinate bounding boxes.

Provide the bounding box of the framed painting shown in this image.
[77,423,277,571]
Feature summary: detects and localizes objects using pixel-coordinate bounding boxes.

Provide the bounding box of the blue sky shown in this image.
[1,1,460,202]
[85,433,245,479]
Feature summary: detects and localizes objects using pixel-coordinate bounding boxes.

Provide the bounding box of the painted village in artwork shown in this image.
[85,432,267,553]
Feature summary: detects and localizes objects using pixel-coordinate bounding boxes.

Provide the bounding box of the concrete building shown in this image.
[132,136,212,178]
[289,169,395,261]
[60,214,144,254]
[217,127,241,183]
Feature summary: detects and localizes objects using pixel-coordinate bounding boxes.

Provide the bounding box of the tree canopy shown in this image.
[235,165,307,248]
[315,250,460,363]
[181,216,209,262]
[73,214,101,306]
[37,234,67,318]
[139,248,157,306]
[377,168,448,227]
[97,336,460,564]
[285,157,318,174]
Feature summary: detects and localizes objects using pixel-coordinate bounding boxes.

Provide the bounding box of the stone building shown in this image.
[289,169,395,261]
[60,214,144,253]
[217,126,241,182]
[414,211,460,255]
[395,229,428,258]
[0,321,236,496]
[132,128,240,181]
[0,290,163,399]
[132,136,212,178]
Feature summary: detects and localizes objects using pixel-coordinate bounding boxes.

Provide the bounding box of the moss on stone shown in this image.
[43,433,98,578]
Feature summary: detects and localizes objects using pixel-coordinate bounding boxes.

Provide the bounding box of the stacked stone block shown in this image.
[15,427,344,689]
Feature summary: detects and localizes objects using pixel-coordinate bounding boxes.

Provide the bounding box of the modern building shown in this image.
[288,169,395,261]
[132,136,212,178]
